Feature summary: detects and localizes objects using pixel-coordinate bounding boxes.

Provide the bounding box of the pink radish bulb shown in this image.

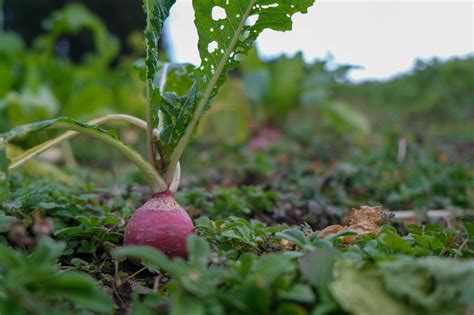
[124,191,194,258]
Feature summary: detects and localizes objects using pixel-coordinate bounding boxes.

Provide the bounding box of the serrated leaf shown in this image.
[143,0,176,82]
[193,0,315,99]
[143,0,177,152]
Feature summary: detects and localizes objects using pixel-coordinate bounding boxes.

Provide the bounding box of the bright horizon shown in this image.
[165,0,474,82]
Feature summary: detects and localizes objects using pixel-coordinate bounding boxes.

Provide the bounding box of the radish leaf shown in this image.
[147,0,316,181]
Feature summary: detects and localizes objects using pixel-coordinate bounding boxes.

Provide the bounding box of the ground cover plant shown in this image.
[1,0,473,314]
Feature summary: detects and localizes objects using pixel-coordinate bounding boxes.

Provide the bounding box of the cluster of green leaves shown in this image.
[182,136,473,220]
[114,223,474,315]
[115,235,317,315]
[1,170,474,314]
[0,176,140,255]
[177,185,280,218]
[320,148,474,210]
[195,216,286,258]
[0,238,112,314]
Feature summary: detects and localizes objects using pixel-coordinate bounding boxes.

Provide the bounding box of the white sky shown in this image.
[166,0,474,82]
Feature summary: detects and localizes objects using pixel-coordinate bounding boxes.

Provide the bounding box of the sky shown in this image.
[165,0,473,82]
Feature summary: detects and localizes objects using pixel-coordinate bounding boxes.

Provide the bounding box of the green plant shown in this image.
[195,216,286,258]
[0,0,317,255]
[0,237,112,314]
[177,185,280,218]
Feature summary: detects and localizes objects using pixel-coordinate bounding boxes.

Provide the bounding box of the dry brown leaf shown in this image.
[319,206,392,244]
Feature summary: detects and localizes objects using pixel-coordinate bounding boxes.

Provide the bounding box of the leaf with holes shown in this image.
[146,0,316,182]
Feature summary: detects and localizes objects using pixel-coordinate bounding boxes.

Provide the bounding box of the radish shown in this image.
[0,0,316,257]
[124,191,193,258]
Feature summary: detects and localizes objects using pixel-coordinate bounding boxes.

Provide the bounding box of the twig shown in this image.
[119,266,148,288]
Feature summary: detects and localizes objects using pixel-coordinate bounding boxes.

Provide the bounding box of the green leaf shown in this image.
[187,235,211,267]
[278,284,315,303]
[330,261,414,315]
[0,148,9,202]
[143,0,177,162]
[193,0,315,99]
[276,229,308,248]
[379,232,412,253]
[112,246,182,276]
[253,254,295,284]
[43,272,113,313]
[299,246,338,288]
[144,0,176,82]
[170,289,205,315]
[379,257,474,312]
